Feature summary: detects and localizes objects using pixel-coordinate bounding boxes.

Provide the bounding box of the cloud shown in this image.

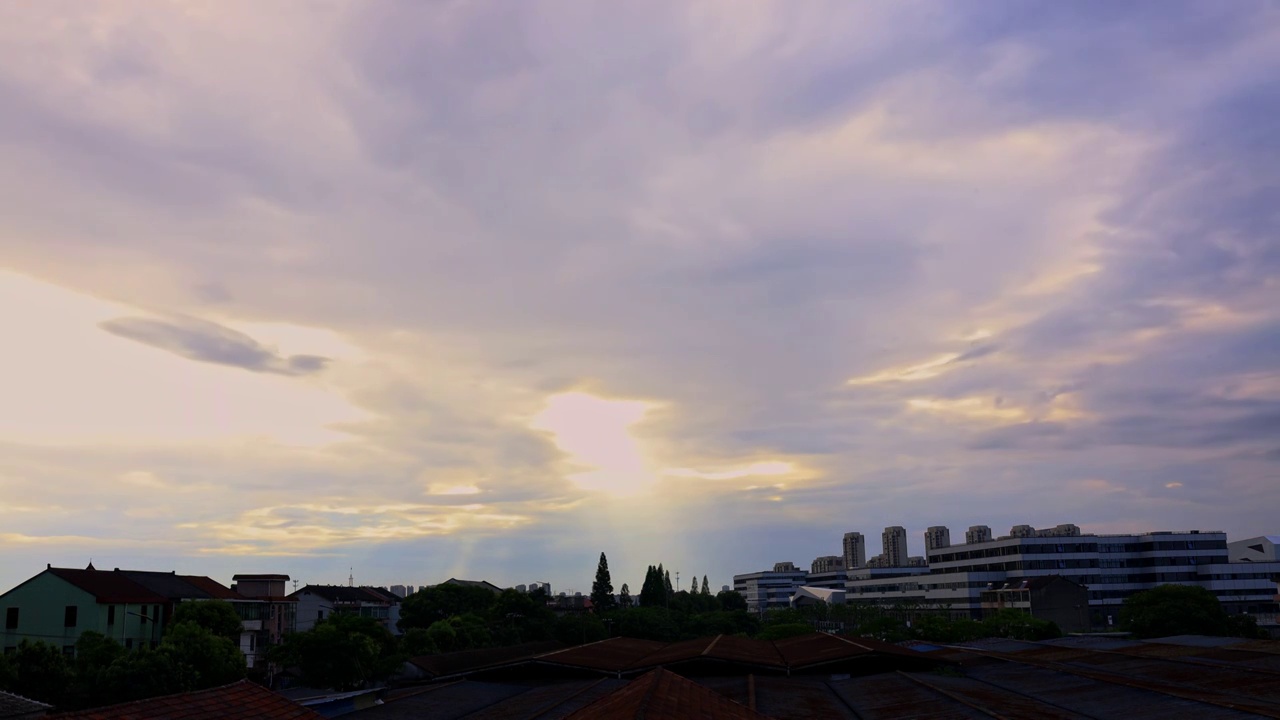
[0,0,1279,591]
[100,315,330,376]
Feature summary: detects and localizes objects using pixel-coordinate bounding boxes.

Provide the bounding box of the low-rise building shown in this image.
[810,556,845,574]
[229,574,297,668]
[290,585,400,634]
[733,564,808,614]
[979,575,1090,632]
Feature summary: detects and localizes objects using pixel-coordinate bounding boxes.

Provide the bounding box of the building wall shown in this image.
[734,569,809,614]
[293,592,335,632]
[1028,579,1091,632]
[881,526,909,567]
[925,527,951,552]
[843,532,866,569]
[965,526,993,544]
[1,572,160,654]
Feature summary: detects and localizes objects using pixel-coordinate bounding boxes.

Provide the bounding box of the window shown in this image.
[249,634,256,652]
[64,606,78,628]
[4,608,16,630]
[318,610,324,620]
[108,605,116,625]
[153,605,161,624]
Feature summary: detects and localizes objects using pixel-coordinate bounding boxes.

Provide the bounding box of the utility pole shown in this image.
[349,568,354,587]
[675,571,680,593]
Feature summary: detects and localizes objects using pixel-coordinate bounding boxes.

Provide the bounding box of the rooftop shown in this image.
[0,689,51,719]
[48,680,324,720]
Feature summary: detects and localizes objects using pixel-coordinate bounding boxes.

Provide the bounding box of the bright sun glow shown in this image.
[530,391,659,496]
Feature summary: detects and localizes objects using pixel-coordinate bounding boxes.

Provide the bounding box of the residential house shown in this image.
[229,574,298,668]
[289,586,399,635]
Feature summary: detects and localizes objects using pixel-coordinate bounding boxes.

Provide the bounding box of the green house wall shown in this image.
[1,571,165,654]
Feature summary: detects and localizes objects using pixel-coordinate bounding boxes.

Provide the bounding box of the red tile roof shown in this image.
[48,680,324,720]
[177,575,244,600]
[563,668,772,719]
[47,568,168,604]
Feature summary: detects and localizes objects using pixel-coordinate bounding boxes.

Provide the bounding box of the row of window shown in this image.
[930,539,1227,564]
[4,604,164,631]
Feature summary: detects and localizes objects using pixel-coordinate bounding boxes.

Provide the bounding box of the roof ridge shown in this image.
[633,668,663,720]
[700,634,724,657]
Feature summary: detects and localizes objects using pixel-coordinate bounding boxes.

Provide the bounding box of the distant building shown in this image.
[0,563,287,668]
[842,532,867,569]
[229,574,298,668]
[811,556,845,574]
[389,585,408,599]
[924,526,951,552]
[965,525,993,544]
[1228,535,1280,562]
[907,556,927,568]
[440,578,504,594]
[514,584,528,593]
[733,564,808,614]
[1036,524,1082,538]
[290,585,400,635]
[881,526,909,567]
[980,575,1090,633]
[1009,524,1037,538]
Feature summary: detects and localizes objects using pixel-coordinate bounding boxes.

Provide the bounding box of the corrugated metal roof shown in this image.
[536,637,669,672]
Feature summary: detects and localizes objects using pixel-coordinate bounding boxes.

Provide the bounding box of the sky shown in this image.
[1,1,1278,596]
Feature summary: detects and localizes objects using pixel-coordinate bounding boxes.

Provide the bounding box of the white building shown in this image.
[733,563,808,614]
[811,556,845,574]
[1228,535,1280,563]
[965,525,993,544]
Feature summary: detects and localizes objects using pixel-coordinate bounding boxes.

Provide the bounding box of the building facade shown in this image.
[290,585,400,634]
[881,526,909,568]
[811,556,845,574]
[924,526,951,553]
[229,574,297,669]
[733,564,809,614]
[965,525,993,544]
[844,527,1280,629]
[842,532,866,569]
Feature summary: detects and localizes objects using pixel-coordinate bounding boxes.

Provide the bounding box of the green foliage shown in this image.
[756,623,813,641]
[161,621,247,687]
[716,590,748,612]
[1120,584,1239,638]
[5,640,71,704]
[170,600,244,643]
[398,583,499,632]
[617,607,680,641]
[701,575,711,596]
[591,552,617,612]
[401,627,439,657]
[270,613,400,691]
[618,583,632,608]
[980,610,1062,641]
[553,614,608,646]
[912,615,986,644]
[638,565,666,607]
[424,620,458,654]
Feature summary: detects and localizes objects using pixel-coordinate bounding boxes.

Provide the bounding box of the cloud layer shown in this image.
[0,0,1277,592]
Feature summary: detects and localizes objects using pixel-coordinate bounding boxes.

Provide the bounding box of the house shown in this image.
[438,579,504,594]
[229,575,298,669]
[979,574,1091,632]
[3,564,175,654]
[0,564,295,668]
[289,586,399,635]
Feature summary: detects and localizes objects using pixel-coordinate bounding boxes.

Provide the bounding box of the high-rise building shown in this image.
[1010,524,1036,538]
[924,526,951,552]
[965,525,993,544]
[389,584,407,598]
[811,555,845,574]
[881,526,909,567]
[842,532,867,569]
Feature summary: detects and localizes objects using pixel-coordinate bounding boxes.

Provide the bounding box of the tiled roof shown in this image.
[291,585,393,604]
[175,575,244,600]
[46,568,168,604]
[0,689,51,718]
[48,680,324,720]
[563,668,771,719]
[440,579,504,593]
[117,571,243,601]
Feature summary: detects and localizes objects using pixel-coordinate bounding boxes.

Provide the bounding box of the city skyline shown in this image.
[2,1,1279,594]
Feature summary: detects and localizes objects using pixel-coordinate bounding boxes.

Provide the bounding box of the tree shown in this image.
[980,610,1061,641]
[1120,584,1232,638]
[170,600,244,643]
[618,583,632,608]
[716,590,747,612]
[701,575,711,595]
[663,568,674,599]
[270,614,400,690]
[161,621,247,687]
[399,583,499,631]
[639,566,665,607]
[5,640,70,705]
[591,552,617,612]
